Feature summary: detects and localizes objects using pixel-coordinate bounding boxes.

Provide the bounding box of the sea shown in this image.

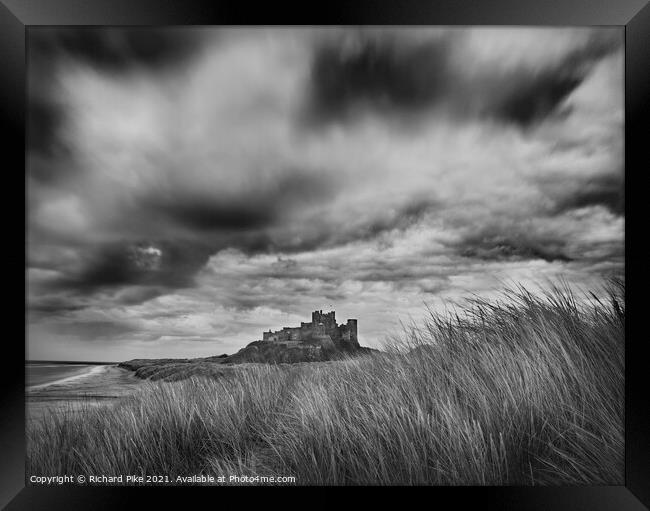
[26,362,145,424]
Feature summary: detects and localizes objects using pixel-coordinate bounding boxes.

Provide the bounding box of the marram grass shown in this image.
[27,280,624,485]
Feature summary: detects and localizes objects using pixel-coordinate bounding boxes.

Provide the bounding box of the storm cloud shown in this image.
[26,27,624,361]
[483,32,621,127]
[146,171,336,233]
[307,33,455,123]
[547,172,624,216]
[305,29,622,129]
[29,27,205,73]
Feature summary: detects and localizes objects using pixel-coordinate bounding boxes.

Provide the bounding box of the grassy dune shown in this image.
[27,281,624,485]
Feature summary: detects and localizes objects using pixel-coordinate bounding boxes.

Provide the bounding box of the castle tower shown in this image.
[312,310,336,327]
[346,319,358,345]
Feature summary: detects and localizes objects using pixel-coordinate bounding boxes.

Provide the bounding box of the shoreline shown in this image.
[26,365,145,424]
[27,364,115,391]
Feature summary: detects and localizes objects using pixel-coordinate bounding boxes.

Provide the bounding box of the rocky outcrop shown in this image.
[226,339,335,364]
[119,343,378,380]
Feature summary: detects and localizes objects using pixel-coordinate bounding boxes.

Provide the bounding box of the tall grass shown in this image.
[27,280,624,485]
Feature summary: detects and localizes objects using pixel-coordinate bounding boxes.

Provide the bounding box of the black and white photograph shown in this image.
[26,26,624,486]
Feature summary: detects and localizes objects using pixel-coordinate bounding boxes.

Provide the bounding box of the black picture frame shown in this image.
[3,0,648,508]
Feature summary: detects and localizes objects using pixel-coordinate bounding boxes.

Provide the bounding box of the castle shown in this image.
[262,310,359,349]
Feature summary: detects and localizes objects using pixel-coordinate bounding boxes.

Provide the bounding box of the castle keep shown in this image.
[262,310,359,349]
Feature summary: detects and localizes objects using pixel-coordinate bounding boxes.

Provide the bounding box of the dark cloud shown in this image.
[453,231,573,263]
[114,287,170,306]
[28,296,86,317]
[551,174,624,216]
[359,199,437,241]
[53,241,214,293]
[26,57,71,181]
[50,320,138,341]
[488,71,583,128]
[27,99,63,157]
[257,198,439,255]
[28,285,173,318]
[147,171,336,234]
[305,30,621,129]
[485,32,621,128]
[532,167,624,217]
[155,198,273,232]
[306,33,454,124]
[29,27,203,73]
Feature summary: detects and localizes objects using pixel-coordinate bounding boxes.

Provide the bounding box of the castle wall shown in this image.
[312,310,337,329]
[338,319,358,346]
[263,311,358,347]
[283,327,302,341]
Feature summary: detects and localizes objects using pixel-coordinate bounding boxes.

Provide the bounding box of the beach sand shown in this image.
[26,364,145,423]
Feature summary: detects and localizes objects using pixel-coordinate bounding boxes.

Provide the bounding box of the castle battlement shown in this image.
[262,310,358,348]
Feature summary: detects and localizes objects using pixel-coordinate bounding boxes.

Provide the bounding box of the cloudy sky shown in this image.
[27,27,624,362]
